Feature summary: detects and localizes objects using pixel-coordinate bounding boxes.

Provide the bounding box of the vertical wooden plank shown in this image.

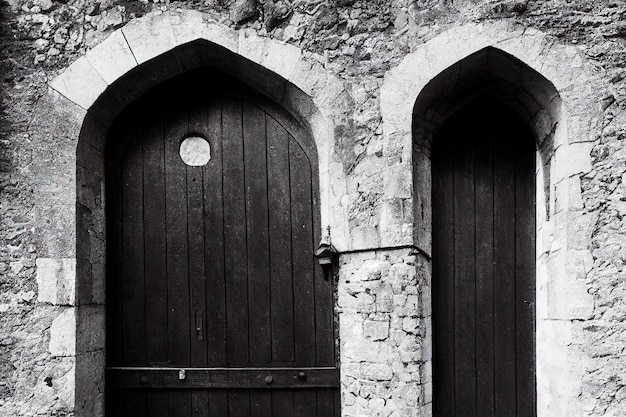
[316,389,335,417]
[208,391,229,417]
[146,391,168,417]
[272,390,294,417]
[143,110,169,365]
[250,391,272,417]
[289,139,316,366]
[431,125,455,417]
[191,389,210,417]
[105,385,122,417]
[228,390,251,417]
[187,92,209,417]
[187,91,208,367]
[164,91,191,369]
[475,132,495,417]
[494,122,517,416]
[453,125,476,417]
[169,391,192,417]
[204,96,227,367]
[222,95,250,367]
[243,101,271,367]
[121,120,146,367]
[122,390,146,417]
[161,88,192,417]
[515,128,536,417]
[267,115,295,364]
[294,390,316,417]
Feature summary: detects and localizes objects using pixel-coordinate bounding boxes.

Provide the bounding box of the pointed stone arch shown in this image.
[33,10,351,416]
[381,22,598,416]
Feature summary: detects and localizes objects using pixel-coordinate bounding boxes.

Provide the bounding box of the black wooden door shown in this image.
[105,68,338,417]
[431,96,536,417]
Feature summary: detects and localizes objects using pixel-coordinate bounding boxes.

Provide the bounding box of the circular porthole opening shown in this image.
[180,136,211,166]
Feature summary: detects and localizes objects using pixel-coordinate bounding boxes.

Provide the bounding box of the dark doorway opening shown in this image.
[431,94,536,417]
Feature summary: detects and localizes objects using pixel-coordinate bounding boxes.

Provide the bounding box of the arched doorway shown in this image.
[431,94,536,416]
[104,67,339,416]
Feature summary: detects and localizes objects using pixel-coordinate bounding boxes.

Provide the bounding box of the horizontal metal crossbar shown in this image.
[106,367,340,390]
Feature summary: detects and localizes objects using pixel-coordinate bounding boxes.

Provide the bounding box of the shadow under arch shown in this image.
[412,46,562,245]
[73,38,332,417]
[412,46,564,416]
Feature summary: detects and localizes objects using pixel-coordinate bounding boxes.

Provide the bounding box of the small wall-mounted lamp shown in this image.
[315,226,338,281]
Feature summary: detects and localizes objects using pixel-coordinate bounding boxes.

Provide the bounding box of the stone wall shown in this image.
[1,0,625,416]
[339,248,430,417]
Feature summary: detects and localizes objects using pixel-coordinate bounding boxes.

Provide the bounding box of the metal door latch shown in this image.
[179,369,186,380]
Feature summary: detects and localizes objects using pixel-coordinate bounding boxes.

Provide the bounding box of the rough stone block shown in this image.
[423,33,470,79]
[49,56,108,110]
[36,258,77,305]
[359,363,393,381]
[381,70,420,134]
[289,55,347,112]
[75,258,92,306]
[91,262,106,305]
[566,142,593,176]
[554,177,568,215]
[374,284,394,313]
[76,305,105,354]
[75,350,105,417]
[168,10,208,45]
[49,308,77,356]
[33,88,86,146]
[567,113,594,144]
[383,165,412,200]
[536,260,549,320]
[338,288,375,312]
[35,357,76,410]
[86,30,137,85]
[76,142,104,211]
[495,28,547,74]
[350,225,380,250]
[379,198,411,247]
[536,318,578,415]
[388,263,417,291]
[545,252,593,320]
[551,143,592,184]
[547,46,586,93]
[363,320,389,341]
[566,210,593,251]
[122,12,177,64]
[358,259,390,282]
[402,317,418,333]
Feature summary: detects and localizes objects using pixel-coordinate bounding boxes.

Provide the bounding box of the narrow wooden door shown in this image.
[431,96,536,417]
[105,68,339,417]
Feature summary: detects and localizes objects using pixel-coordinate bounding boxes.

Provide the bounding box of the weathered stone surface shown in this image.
[230,0,258,25]
[49,56,108,109]
[340,249,425,413]
[121,12,177,64]
[363,319,390,341]
[2,1,626,416]
[35,258,76,305]
[85,30,137,85]
[49,308,76,357]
